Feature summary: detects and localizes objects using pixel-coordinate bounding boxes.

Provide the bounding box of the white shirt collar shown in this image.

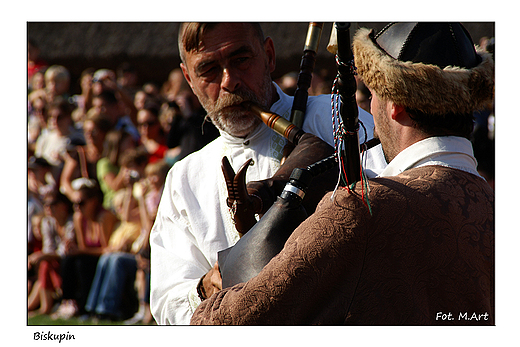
[271,82,291,115]
[219,121,271,145]
[378,136,482,178]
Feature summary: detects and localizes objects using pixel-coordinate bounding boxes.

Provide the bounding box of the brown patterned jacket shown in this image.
[191,165,494,325]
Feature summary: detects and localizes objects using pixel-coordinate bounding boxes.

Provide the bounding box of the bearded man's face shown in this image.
[181,23,276,138]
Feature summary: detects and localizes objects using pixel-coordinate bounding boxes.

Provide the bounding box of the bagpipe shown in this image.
[218,23,380,288]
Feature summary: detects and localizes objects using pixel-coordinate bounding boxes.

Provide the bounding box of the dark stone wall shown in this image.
[28,22,494,94]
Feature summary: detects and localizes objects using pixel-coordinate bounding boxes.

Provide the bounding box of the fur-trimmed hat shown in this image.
[353,22,494,115]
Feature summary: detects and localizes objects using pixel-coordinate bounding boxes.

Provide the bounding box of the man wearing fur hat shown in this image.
[190,23,495,325]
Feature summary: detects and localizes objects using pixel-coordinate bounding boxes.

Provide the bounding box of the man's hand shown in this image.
[202,262,222,299]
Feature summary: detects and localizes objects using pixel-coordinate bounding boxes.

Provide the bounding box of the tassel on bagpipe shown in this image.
[330,22,363,188]
[219,22,378,288]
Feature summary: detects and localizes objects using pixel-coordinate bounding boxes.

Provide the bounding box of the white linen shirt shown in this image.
[150,83,387,325]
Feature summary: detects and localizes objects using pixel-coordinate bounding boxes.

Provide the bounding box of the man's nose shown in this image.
[221,67,240,93]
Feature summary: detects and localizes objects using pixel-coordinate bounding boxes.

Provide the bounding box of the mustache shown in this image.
[214,88,261,111]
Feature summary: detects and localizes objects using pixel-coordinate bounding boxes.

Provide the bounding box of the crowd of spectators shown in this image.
[27,38,219,323]
[27,33,495,324]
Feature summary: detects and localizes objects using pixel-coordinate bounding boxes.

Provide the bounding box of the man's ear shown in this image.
[389,102,407,122]
[264,37,276,73]
[180,63,193,89]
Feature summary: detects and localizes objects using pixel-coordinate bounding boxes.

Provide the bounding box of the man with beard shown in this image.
[190,23,495,325]
[149,22,387,325]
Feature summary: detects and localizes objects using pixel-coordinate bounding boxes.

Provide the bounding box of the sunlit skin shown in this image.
[180,23,277,138]
[370,91,396,163]
[369,89,426,163]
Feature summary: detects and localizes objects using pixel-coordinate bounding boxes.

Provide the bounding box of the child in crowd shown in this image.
[28,193,76,316]
[124,159,170,324]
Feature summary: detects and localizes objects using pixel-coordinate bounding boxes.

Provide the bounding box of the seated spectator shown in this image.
[60,110,111,203]
[158,102,182,165]
[52,181,116,319]
[137,103,169,163]
[29,70,46,94]
[28,90,48,156]
[133,90,149,112]
[124,159,170,325]
[28,213,44,294]
[28,213,44,256]
[91,90,140,141]
[74,181,117,256]
[139,160,170,228]
[34,98,80,174]
[134,88,163,113]
[91,69,139,129]
[158,101,181,137]
[28,193,76,316]
[29,64,72,149]
[44,65,71,104]
[69,67,96,127]
[96,129,138,214]
[28,156,55,253]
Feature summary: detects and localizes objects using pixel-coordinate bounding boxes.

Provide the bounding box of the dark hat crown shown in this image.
[372,22,480,69]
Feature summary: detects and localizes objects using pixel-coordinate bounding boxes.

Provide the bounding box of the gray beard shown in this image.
[205,75,272,137]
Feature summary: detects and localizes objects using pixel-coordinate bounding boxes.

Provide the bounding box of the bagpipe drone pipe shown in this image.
[218,23,379,288]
